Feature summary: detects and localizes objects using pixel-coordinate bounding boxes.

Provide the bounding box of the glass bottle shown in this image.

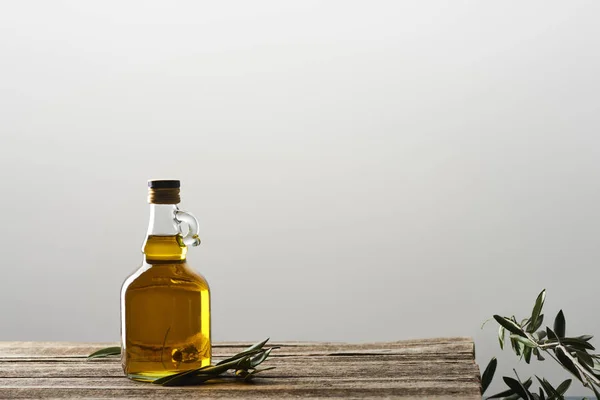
[120,180,210,382]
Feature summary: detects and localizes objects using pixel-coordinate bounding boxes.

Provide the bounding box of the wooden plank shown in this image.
[0,358,478,379]
[0,337,474,358]
[0,339,481,399]
[0,388,482,400]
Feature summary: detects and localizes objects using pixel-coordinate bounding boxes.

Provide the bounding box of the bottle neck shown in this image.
[143,204,187,262]
[147,204,180,236]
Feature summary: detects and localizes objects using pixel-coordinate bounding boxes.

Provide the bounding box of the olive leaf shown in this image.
[510,334,538,349]
[535,376,561,399]
[487,377,532,399]
[499,325,506,350]
[494,315,526,337]
[503,376,532,400]
[152,363,215,386]
[481,357,497,394]
[486,387,516,399]
[216,338,271,365]
[537,387,546,400]
[529,289,546,334]
[523,345,532,364]
[574,349,594,368]
[546,327,559,343]
[530,314,544,334]
[243,366,276,382]
[158,370,214,386]
[561,337,595,351]
[251,347,278,368]
[533,347,545,362]
[590,380,600,400]
[555,378,571,395]
[87,346,121,358]
[553,310,566,338]
[555,345,586,385]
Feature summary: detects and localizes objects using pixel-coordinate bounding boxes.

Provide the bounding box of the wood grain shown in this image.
[0,339,481,399]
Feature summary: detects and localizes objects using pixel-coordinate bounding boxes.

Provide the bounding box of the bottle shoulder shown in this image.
[122,262,209,293]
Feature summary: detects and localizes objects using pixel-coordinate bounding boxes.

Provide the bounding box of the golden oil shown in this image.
[143,235,187,261]
[121,181,210,382]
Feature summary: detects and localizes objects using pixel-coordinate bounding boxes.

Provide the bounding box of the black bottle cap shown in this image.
[148,180,180,189]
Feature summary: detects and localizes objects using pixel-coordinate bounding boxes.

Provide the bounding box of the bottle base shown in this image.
[126,370,186,382]
[125,356,211,382]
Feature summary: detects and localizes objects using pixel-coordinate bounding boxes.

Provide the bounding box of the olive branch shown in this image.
[88,338,277,386]
[481,290,600,399]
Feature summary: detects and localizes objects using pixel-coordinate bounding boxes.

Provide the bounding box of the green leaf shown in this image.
[152,365,213,385]
[535,376,560,399]
[510,337,521,356]
[481,357,497,394]
[534,330,547,341]
[213,354,260,373]
[498,326,505,350]
[510,336,523,356]
[486,387,515,399]
[236,355,255,371]
[87,346,121,358]
[216,338,271,366]
[538,388,546,400]
[577,334,593,342]
[251,347,278,368]
[494,315,526,337]
[587,379,600,400]
[243,366,276,382]
[533,347,545,361]
[553,310,566,338]
[590,382,600,400]
[573,349,594,368]
[530,314,544,333]
[546,327,560,343]
[504,395,521,400]
[486,376,532,399]
[510,334,538,348]
[561,337,595,351]
[503,376,532,400]
[555,345,586,383]
[530,289,546,332]
[524,345,532,364]
[158,370,213,386]
[555,379,571,395]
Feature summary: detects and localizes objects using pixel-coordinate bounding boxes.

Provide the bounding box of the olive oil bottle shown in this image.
[121,180,210,382]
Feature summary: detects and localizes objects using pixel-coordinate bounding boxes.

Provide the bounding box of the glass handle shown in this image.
[175,210,201,247]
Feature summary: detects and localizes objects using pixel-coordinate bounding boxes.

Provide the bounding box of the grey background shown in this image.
[1,0,599,395]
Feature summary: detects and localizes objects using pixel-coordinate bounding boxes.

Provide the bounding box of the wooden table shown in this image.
[0,338,481,399]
